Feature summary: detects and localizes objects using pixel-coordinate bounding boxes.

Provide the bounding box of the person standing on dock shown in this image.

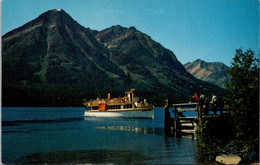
[199,92,208,116]
[200,92,206,103]
[210,93,217,115]
[191,92,200,102]
[177,106,185,117]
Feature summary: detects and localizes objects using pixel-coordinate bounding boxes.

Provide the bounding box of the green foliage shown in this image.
[225,48,259,159]
[197,117,235,163]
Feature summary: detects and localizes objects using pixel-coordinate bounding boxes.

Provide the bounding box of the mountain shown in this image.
[2,9,226,106]
[184,59,231,88]
[2,9,124,106]
[95,25,189,91]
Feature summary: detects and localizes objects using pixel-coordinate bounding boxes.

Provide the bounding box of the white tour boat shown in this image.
[83,89,154,118]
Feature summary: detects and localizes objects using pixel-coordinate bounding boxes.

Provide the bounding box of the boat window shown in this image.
[92,106,98,110]
[107,105,121,109]
[123,104,132,109]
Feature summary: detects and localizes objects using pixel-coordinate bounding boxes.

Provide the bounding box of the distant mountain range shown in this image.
[184,59,231,88]
[2,9,226,106]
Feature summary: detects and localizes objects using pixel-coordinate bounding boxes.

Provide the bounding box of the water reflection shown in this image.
[175,131,197,140]
[84,117,105,122]
[97,126,164,136]
[97,125,199,142]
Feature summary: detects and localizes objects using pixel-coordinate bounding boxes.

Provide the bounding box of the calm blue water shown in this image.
[2,107,199,164]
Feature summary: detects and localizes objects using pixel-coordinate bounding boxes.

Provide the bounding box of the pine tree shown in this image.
[225,48,259,159]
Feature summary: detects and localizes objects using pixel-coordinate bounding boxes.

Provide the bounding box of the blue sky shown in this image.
[2,0,259,66]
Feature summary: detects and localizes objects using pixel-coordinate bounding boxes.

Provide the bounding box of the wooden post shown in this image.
[164,99,171,136]
[175,118,181,132]
[197,103,201,123]
[174,105,179,131]
[174,105,177,118]
[197,102,201,132]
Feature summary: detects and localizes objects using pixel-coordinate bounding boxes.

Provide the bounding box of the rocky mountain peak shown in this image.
[3,9,77,39]
[37,9,73,24]
[184,60,231,88]
[96,25,137,44]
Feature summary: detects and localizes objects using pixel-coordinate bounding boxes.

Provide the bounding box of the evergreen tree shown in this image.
[225,48,259,159]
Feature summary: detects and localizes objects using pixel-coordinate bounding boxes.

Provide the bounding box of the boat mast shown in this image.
[95,86,101,99]
[111,75,114,98]
[127,72,130,91]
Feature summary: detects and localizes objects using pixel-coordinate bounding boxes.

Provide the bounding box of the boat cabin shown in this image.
[125,89,140,102]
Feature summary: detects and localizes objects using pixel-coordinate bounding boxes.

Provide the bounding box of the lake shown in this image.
[2,107,200,164]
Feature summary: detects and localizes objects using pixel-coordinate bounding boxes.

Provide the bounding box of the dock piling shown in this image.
[164,99,172,136]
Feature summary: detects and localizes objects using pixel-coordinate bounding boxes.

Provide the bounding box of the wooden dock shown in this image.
[164,99,230,137]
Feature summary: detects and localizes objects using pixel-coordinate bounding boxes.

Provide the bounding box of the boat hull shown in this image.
[84,108,154,118]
